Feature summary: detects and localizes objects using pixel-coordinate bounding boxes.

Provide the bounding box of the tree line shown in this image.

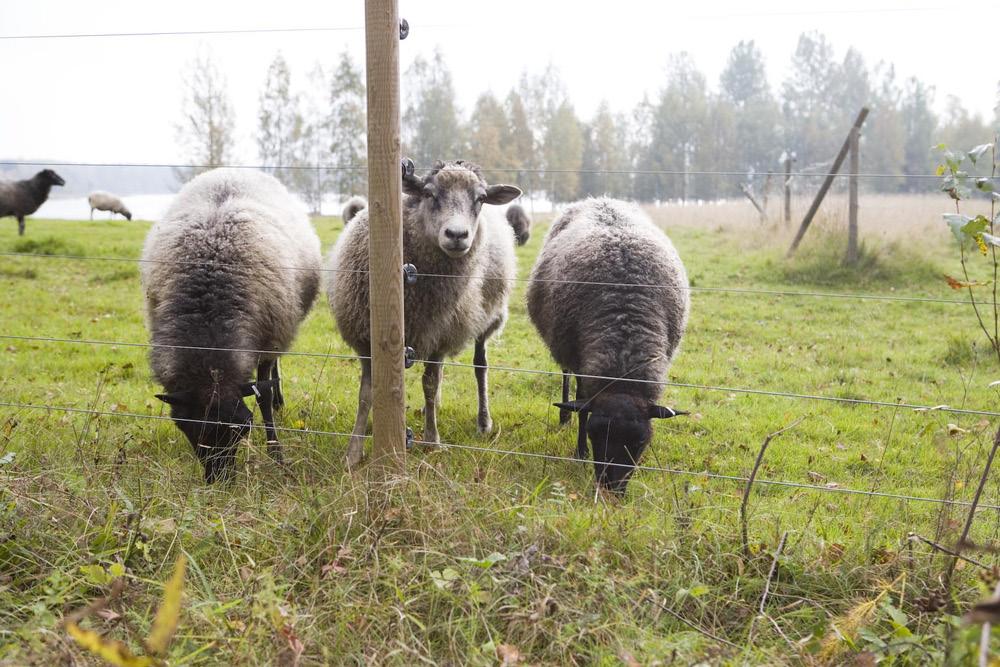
[176,33,1000,209]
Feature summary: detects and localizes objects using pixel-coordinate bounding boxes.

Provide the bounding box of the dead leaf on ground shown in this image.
[497,643,522,665]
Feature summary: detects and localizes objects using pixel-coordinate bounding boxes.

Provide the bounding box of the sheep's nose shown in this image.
[444,227,469,241]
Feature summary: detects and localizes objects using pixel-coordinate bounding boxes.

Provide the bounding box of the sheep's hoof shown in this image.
[477,415,493,435]
[266,440,284,465]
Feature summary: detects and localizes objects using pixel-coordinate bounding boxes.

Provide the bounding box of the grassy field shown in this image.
[2,194,1000,664]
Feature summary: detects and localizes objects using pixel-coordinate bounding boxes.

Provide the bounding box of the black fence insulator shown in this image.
[403,263,418,285]
[405,427,414,450]
[401,157,415,179]
[404,346,416,369]
[399,18,409,40]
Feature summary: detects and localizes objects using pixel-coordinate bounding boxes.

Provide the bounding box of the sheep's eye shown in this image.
[475,193,486,204]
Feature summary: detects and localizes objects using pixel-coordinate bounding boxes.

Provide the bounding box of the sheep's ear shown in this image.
[155,391,194,406]
[485,184,521,205]
[239,380,277,397]
[554,400,589,414]
[402,175,427,197]
[648,405,688,419]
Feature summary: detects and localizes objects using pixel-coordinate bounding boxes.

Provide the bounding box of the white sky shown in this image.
[1,0,997,165]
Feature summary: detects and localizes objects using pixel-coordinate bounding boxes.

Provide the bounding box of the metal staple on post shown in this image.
[365,0,406,474]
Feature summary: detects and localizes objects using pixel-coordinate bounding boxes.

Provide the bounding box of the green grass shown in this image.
[2,211,1000,664]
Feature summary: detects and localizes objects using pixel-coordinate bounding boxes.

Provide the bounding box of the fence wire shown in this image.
[1,333,997,417]
[0,159,979,182]
[3,396,995,511]
[0,251,976,306]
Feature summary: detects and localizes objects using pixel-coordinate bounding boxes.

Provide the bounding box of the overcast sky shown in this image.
[1,0,997,166]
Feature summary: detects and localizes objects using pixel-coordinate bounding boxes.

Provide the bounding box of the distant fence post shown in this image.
[786,107,870,257]
[783,152,794,223]
[845,126,860,265]
[365,0,406,474]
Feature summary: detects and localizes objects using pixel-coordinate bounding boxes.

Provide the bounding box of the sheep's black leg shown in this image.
[559,371,571,425]
[575,380,589,460]
[17,216,25,236]
[270,357,284,410]
[90,208,94,221]
[255,360,282,464]
[474,336,492,434]
[346,357,372,469]
[423,355,443,444]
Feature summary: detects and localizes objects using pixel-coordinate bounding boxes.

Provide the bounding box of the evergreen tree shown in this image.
[176,48,236,180]
[467,92,511,184]
[642,53,709,201]
[580,101,630,198]
[324,51,367,198]
[719,40,779,177]
[542,101,583,203]
[781,32,840,166]
[403,49,462,166]
[257,53,303,187]
[899,78,938,191]
[504,90,535,194]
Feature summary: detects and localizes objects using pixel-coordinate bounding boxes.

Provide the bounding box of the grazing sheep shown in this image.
[88,191,132,221]
[0,169,66,235]
[328,160,521,467]
[341,195,367,225]
[505,203,531,245]
[141,168,321,482]
[527,197,690,494]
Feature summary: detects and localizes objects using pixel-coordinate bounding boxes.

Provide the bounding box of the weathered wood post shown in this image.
[845,126,860,265]
[787,107,869,257]
[783,152,794,223]
[365,0,406,474]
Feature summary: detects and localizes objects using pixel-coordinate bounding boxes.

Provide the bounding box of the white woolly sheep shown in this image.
[0,169,65,235]
[526,197,690,494]
[328,160,522,468]
[88,191,132,221]
[341,196,367,225]
[140,168,322,482]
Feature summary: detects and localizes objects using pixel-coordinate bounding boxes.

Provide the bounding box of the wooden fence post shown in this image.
[365,0,406,474]
[786,107,869,257]
[845,126,860,265]
[784,153,794,223]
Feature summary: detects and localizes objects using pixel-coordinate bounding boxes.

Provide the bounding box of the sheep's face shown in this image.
[555,394,686,495]
[403,161,521,259]
[156,388,253,483]
[39,169,66,187]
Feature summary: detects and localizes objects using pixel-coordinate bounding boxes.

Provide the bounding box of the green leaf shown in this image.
[459,552,507,569]
[944,213,973,242]
[968,143,993,165]
[976,178,994,192]
[961,215,990,237]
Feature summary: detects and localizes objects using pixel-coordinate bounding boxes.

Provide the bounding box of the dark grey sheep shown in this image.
[341,196,367,225]
[140,168,321,482]
[88,191,132,221]
[527,197,690,494]
[0,169,66,235]
[505,203,531,245]
[327,160,521,468]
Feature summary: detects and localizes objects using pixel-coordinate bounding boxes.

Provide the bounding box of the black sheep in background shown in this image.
[0,169,66,235]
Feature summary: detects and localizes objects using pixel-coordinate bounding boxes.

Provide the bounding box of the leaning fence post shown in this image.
[365,0,406,474]
[844,126,860,265]
[787,107,869,257]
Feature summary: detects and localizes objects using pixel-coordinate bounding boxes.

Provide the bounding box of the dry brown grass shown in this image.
[644,193,995,250]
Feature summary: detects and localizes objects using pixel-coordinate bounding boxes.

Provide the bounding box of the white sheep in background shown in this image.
[88,191,132,220]
[327,160,522,468]
[140,168,321,482]
[527,197,690,494]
